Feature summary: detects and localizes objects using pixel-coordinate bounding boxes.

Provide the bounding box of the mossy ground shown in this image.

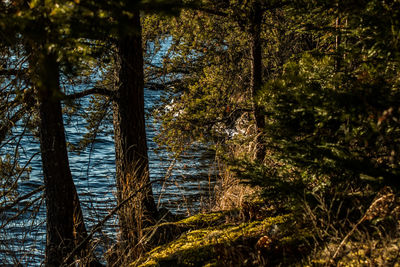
[129,196,400,267]
[307,238,400,267]
[132,210,313,267]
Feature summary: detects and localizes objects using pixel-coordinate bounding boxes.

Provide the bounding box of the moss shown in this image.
[133,213,293,267]
[142,211,236,247]
[176,211,232,227]
[336,239,400,267]
[279,228,313,246]
[307,237,400,267]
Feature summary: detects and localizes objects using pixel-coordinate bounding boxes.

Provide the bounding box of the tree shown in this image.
[111,1,182,253]
[28,43,90,267]
[67,0,181,253]
[247,0,400,202]
[1,0,186,264]
[1,1,103,265]
[146,1,305,162]
[112,10,158,246]
[248,0,266,161]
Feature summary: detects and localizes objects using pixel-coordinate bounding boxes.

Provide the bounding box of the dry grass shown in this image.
[212,165,260,211]
[302,186,400,266]
[211,117,263,212]
[104,162,156,266]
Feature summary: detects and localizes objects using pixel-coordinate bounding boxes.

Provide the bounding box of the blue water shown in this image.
[0,87,216,265]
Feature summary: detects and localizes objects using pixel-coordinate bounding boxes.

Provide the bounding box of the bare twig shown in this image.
[61,179,162,266]
[0,195,43,230]
[332,187,395,260]
[0,185,44,213]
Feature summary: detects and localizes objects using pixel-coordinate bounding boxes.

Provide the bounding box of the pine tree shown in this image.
[112,10,158,247]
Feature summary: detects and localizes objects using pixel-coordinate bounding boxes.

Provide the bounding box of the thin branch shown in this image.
[0,185,45,213]
[0,99,35,144]
[145,80,182,90]
[61,180,162,266]
[186,6,228,17]
[0,194,43,230]
[64,87,113,100]
[0,69,27,76]
[332,188,395,260]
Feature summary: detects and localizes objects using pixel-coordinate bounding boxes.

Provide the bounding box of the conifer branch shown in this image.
[0,69,27,76]
[64,87,113,100]
[0,185,45,213]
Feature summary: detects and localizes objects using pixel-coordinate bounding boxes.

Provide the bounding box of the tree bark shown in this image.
[30,47,91,266]
[249,1,266,161]
[112,11,158,246]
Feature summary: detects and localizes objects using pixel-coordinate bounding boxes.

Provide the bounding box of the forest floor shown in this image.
[129,195,400,266]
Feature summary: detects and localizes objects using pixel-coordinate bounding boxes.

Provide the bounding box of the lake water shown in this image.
[0,87,216,265]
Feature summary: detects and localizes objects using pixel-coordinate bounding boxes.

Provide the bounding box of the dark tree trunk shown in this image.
[30,48,91,266]
[112,11,158,245]
[249,1,266,161]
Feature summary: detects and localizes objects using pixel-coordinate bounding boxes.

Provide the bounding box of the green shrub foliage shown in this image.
[147,0,400,204]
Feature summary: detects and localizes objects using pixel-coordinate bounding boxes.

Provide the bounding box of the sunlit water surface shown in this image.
[0,88,216,265]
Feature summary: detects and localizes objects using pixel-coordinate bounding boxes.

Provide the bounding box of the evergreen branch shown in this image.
[186,6,228,17]
[145,80,182,90]
[0,69,27,76]
[0,185,45,213]
[0,100,34,144]
[0,151,40,202]
[64,87,113,100]
[0,195,44,230]
[146,82,169,91]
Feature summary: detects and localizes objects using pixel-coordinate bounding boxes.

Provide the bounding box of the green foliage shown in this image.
[145,1,400,215]
[0,155,21,201]
[0,153,32,206]
[256,1,400,194]
[148,3,307,156]
[149,7,251,153]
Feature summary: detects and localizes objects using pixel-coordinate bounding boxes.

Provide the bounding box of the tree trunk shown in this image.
[249,1,266,161]
[112,11,158,246]
[30,47,91,266]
